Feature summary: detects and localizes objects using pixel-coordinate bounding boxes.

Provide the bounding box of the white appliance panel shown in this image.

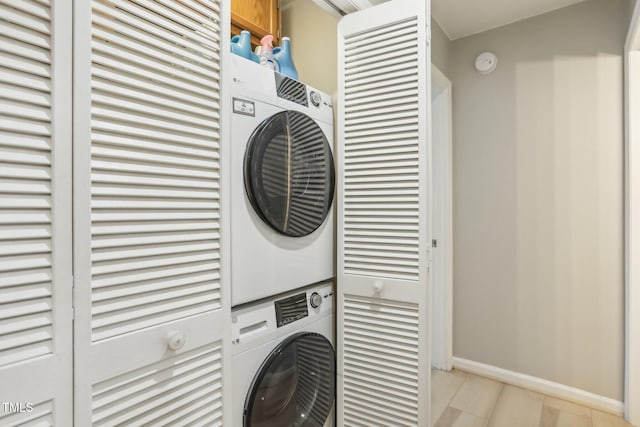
[231,55,336,306]
[231,283,335,427]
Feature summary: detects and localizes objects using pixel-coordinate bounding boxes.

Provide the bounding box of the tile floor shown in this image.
[431,368,636,427]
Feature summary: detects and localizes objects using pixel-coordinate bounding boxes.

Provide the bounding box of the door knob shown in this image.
[167,331,186,351]
[373,280,384,294]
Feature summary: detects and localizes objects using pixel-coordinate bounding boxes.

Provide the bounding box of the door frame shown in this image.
[626,1,640,424]
[430,65,453,371]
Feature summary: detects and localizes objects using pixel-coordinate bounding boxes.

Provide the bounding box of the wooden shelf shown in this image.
[231,0,280,48]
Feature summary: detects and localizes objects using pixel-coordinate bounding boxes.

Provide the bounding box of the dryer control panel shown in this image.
[230,54,334,125]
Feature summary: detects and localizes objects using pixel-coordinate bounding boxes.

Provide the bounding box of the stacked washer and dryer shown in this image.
[230,54,337,427]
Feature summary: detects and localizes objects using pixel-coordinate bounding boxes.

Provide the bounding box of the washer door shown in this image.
[244,332,336,427]
[244,111,335,237]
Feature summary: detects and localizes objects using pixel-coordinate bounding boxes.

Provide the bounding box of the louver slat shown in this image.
[91,342,223,426]
[342,18,420,282]
[0,2,50,34]
[343,295,420,426]
[0,0,54,369]
[0,1,73,423]
[88,0,223,342]
[0,399,53,426]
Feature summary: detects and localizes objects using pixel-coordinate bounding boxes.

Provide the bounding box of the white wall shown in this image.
[451,0,628,400]
[281,0,338,95]
[431,18,452,78]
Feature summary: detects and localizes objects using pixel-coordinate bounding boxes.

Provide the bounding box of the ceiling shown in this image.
[431,0,585,40]
[284,0,388,18]
[286,0,587,39]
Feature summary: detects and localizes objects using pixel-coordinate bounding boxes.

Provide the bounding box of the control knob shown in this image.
[310,292,323,308]
[309,91,321,107]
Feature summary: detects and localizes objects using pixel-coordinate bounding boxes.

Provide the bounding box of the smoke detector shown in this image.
[475,52,497,75]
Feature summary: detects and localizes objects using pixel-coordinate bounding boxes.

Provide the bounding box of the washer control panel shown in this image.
[274,283,334,329]
[275,292,308,327]
[309,292,323,308]
[309,90,321,107]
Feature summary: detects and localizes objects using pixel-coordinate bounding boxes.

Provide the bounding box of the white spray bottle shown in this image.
[259,35,279,72]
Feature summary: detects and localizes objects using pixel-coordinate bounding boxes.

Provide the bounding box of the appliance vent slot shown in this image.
[275,292,308,327]
[275,73,308,106]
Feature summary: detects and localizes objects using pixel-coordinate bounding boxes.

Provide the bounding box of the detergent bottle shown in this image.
[230,30,253,60]
[259,35,279,72]
[273,37,298,80]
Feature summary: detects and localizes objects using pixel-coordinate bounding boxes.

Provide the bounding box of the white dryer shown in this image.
[231,282,335,427]
[230,55,335,306]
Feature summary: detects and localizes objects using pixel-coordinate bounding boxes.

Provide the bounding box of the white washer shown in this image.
[231,55,335,306]
[231,282,335,427]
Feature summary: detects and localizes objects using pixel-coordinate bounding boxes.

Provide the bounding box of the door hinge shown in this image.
[432,239,438,248]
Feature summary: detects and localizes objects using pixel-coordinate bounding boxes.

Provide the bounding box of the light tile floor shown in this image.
[431,369,636,427]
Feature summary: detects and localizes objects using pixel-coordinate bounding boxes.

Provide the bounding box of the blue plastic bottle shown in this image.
[231,30,259,62]
[273,37,298,80]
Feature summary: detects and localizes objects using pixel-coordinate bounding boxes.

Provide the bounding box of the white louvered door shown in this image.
[336,0,431,425]
[0,1,73,425]
[73,0,231,425]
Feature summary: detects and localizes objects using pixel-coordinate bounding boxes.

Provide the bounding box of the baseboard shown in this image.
[452,357,624,416]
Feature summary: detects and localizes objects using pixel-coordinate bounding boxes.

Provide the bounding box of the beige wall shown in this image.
[431,18,452,78]
[281,4,452,91]
[451,0,628,400]
[281,0,338,96]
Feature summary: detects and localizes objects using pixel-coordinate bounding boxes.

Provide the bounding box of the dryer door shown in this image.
[244,111,335,237]
[244,332,336,427]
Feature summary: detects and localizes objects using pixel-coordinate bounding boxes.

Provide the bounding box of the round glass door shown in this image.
[244,332,336,427]
[244,111,335,237]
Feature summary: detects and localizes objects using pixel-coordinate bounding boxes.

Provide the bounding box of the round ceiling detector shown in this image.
[475,52,497,74]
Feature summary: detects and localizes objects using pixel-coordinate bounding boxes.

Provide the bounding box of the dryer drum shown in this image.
[243,332,336,427]
[244,111,335,237]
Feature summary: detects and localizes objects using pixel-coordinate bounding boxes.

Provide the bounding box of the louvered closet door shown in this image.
[336,0,431,425]
[73,0,231,425]
[0,1,73,425]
